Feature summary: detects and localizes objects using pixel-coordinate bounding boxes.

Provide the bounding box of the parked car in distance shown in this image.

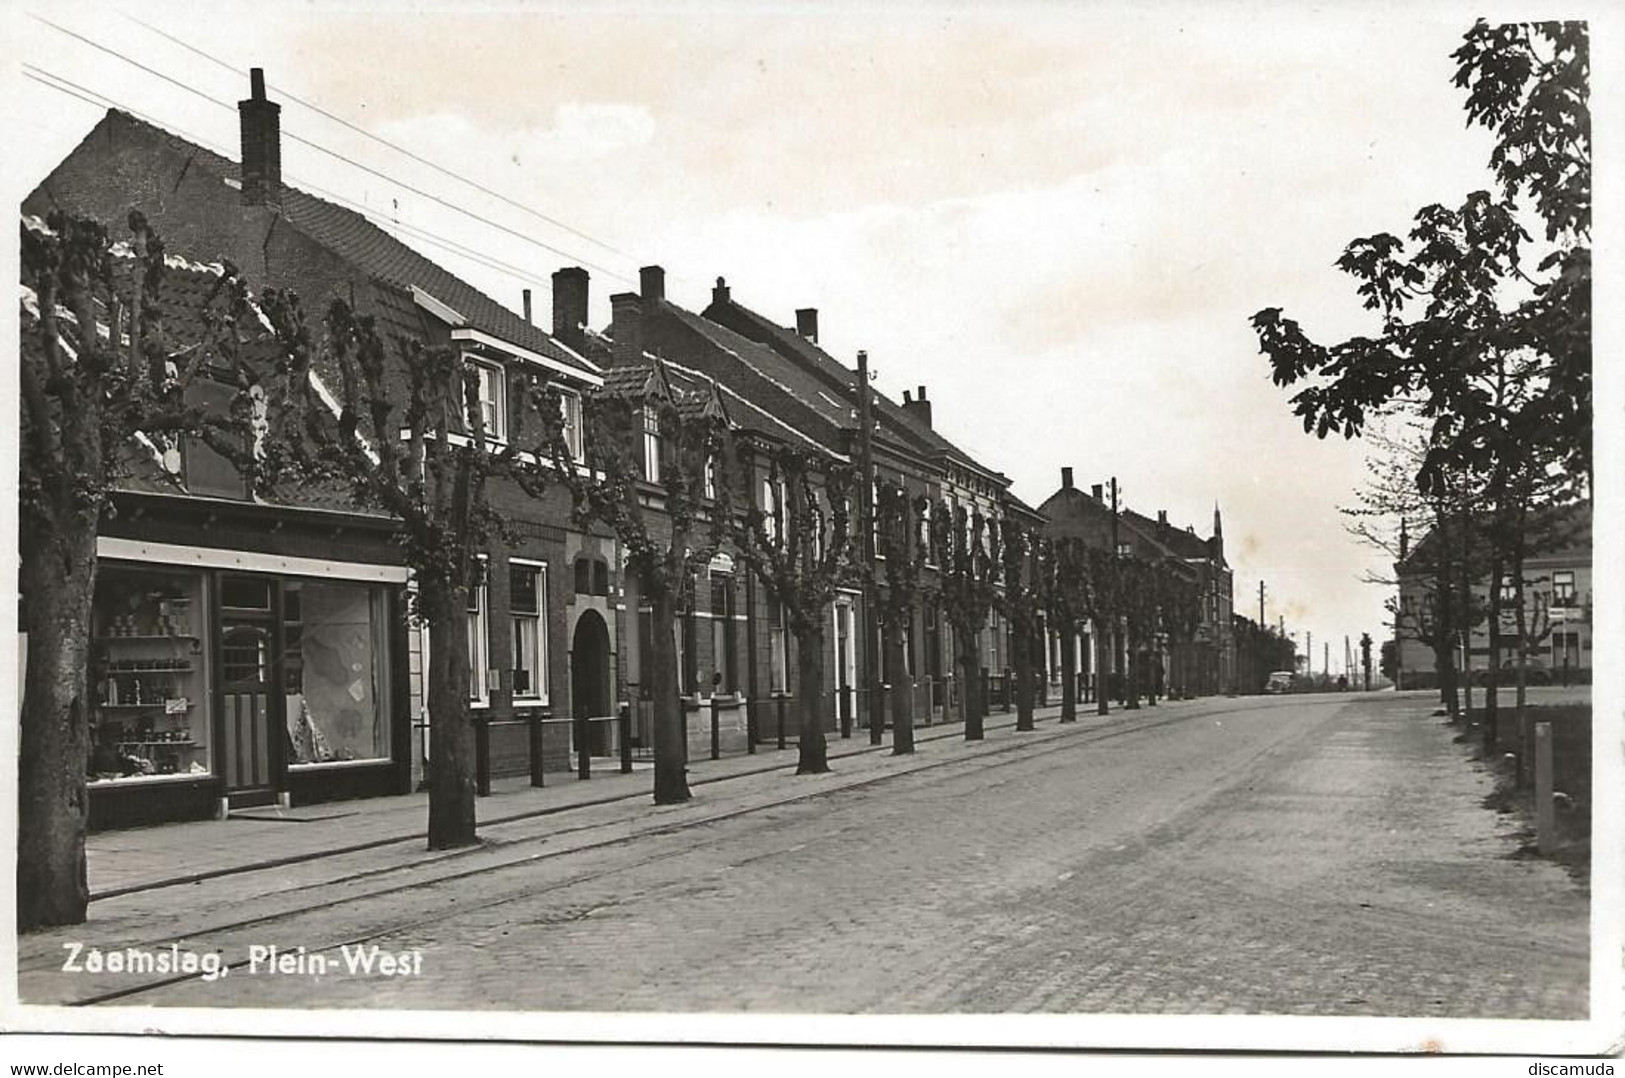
[1265,671,1295,694]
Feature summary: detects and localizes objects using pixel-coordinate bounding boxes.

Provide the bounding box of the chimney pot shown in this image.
[902,390,913,404]
[522,288,533,325]
[639,265,665,301]
[1158,509,1168,526]
[552,267,589,341]
[712,276,730,306]
[250,68,266,99]
[917,385,927,400]
[1062,467,1074,490]
[1091,483,1104,500]
[795,308,819,343]
[609,292,644,366]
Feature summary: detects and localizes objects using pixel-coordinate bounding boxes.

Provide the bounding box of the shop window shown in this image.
[511,561,547,702]
[284,579,391,766]
[89,566,211,785]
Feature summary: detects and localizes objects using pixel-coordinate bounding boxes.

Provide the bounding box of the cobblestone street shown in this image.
[20,693,1588,1018]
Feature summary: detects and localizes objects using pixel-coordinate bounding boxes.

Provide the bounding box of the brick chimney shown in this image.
[552,267,589,342]
[1061,467,1075,490]
[238,68,281,207]
[522,289,533,325]
[712,276,731,306]
[609,293,643,366]
[640,265,665,302]
[901,384,932,429]
[1091,483,1104,501]
[795,308,819,343]
[1158,509,1168,526]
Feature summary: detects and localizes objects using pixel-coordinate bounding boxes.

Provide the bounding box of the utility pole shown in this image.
[1258,580,1265,630]
[855,350,882,745]
[1306,631,1312,678]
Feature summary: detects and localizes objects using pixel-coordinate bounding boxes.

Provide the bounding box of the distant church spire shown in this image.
[1213,501,1223,540]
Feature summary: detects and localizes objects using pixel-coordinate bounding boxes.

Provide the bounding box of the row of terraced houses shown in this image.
[24,71,1237,830]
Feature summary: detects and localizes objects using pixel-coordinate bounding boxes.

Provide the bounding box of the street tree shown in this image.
[997,513,1044,732]
[928,500,999,739]
[18,211,265,928]
[552,361,734,802]
[732,442,860,774]
[874,478,925,754]
[259,290,560,847]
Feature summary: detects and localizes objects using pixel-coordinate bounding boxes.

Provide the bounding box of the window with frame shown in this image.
[558,390,583,461]
[768,596,788,694]
[641,405,661,483]
[466,561,489,705]
[510,561,547,702]
[468,358,507,443]
[1552,571,1576,606]
[762,477,783,544]
[711,575,737,693]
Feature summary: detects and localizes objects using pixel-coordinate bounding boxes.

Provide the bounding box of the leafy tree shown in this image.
[18,211,263,928]
[874,478,925,753]
[552,361,733,802]
[732,443,860,773]
[259,289,559,846]
[1157,566,1203,699]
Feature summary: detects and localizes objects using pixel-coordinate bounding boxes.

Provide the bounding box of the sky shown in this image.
[2,0,1595,676]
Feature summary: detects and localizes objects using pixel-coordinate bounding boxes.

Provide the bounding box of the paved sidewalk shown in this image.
[87,700,1104,899]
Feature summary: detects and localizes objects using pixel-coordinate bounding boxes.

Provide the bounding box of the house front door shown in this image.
[217,575,283,808]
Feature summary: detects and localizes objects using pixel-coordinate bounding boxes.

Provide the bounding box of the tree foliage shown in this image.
[17,211,263,929]
[732,442,859,773]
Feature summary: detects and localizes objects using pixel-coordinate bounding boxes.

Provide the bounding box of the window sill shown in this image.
[289,758,391,771]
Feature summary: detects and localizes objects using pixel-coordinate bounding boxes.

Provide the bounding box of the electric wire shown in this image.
[122,11,636,263]
[22,66,621,297]
[27,13,636,284]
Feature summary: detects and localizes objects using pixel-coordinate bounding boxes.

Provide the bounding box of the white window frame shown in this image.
[509,558,549,705]
[465,355,507,443]
[1552,570,1576,606]
[558,389,584,461]
[468,555,490,708]
[768,598,788,694]
[642,405,661,483]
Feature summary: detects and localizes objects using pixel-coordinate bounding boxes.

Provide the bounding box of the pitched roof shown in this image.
[702,293,1009,483]
[54,110,596,380]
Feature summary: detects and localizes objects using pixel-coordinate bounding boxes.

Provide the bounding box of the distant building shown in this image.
[1393,502,1592,688]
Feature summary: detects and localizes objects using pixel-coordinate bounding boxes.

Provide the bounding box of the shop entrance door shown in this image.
[218,576,283,808]
[571,610,613,755]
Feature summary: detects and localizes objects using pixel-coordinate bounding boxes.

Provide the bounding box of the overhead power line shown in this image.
[27,13,635,284]
[122,12,636,263]
[23,65,633,297]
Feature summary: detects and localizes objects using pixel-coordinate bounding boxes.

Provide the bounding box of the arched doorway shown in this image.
[570,609,612,755]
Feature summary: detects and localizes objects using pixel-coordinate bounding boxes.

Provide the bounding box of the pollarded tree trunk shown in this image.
[795,622,830,774]
[959,635,984,740]
[1125,631,1142,711]
[1013,614,1035,732]
[885,629,914,755]
[649,588,691,803]
[17,523,98,930]
[1095,626,1111,716]
[423,584,477,850]
[1059,626,1078,723]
